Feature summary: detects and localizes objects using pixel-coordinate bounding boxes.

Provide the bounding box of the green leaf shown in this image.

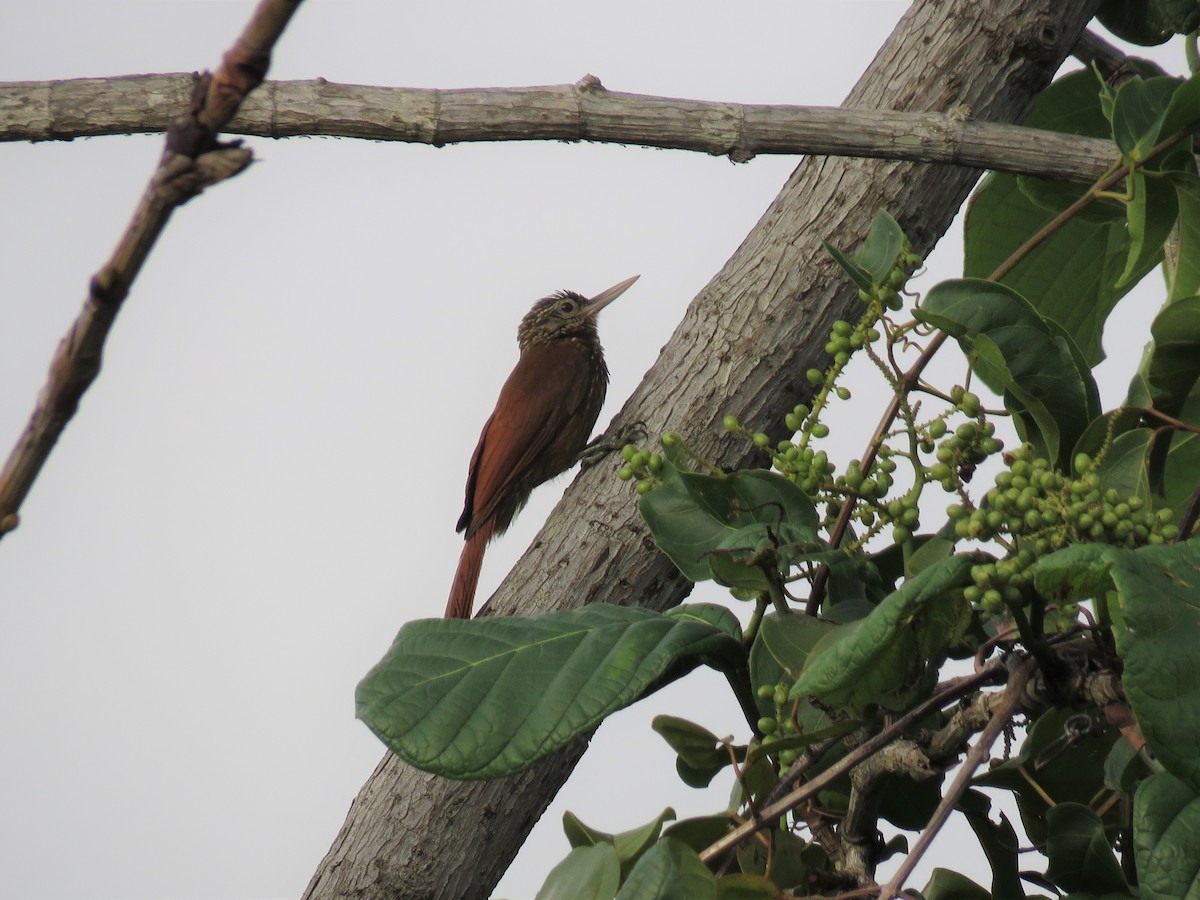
[958,789,1026,899]
[562,808,677,878]
[1028,543,1117,602]
[906,535,955,577]
[1160,382,1200,511]
[733,826,820,890]
[1104,738,1152,795]
[660,816,733,855]
[667,603,744,641]
[966,69,1163,366]
[1017,70,1126,217]
[356,604,746,779]
[1045,802,1127,894]
[1159,70,1200,140]
[1112,541,1200,792]
[823,240,874,292]
[652,715,730,784]
[856,209,906,284]
[535,844,621,900]
[1168,172,1200,301]
[791,554,974,711]
[758,612,836,681]
[922,868,991,900]
[1145,295,1200,420]
[714,873,780,899]
[976,708,1119,845]
[1134,772,1200,900]
[918,279,1096,467]
[639,448,820,584]
[1111,76,1181,162]
[965,171,1158,367]
[1118,171,1179,288]
[615,838,717,900]
[1098,0,1200,45]
[1096,428,1155,504]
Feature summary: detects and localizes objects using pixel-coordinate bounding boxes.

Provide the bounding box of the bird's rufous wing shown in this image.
[458,342,593,538]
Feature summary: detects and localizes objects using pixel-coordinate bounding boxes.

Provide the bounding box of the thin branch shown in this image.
[700,662,1006,864]
[0,0,303,540]
[877,657,1036,900]
[0,73,1117,183]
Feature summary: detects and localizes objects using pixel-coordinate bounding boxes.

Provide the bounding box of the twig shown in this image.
[0,0,303,541]
[877,657,1036,899]
[700,661,1005,863]
[1,74,1117,183]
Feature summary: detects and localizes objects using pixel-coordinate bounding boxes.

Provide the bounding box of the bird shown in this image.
[445,275,640,619]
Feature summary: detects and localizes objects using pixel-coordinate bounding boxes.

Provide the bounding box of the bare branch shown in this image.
[0,0,304,539]
[878,658,1037,900]
[1,73,1114,182]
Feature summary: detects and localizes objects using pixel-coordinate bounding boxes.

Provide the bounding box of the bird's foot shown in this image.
[577,420,648,469]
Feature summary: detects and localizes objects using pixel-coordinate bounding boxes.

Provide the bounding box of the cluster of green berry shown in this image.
[950,445,1176,613]
[617,442,666,496]
[755,680,803,767]
[924,406,1003,492]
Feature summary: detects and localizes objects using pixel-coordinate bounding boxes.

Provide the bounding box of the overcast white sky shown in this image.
[0,3,1185,899]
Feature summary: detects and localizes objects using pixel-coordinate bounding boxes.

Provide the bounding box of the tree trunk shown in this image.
[304,1,1104,896]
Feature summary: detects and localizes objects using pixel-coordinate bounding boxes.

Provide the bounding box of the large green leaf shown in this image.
[958,789,1026,899]
[651,716,732,788]
[758,612,836,681]
[919,279,1097,467]
[922,869,991,900]
[1098,0,1200,45]
[564,807,677,879]
[975,708,1119,845]
[614,838,716,900]
[1168,172,1200,301]
[1145,295,1200,420]
[1112,541,1200,792]
[1111,76,1181,162]
[1095,428,1155,505]
[1160,382,1200,511]
[1134,772,1200,900]
[535,844,621,900]
[1028,543,1117,602]
[965,70,1160,366]
[1045,802,1128,895]
[1118,171,1179,288]
[356,604,746,779]
[790,554,974,711]
[639,447,819,584]
[966,174,1145,369]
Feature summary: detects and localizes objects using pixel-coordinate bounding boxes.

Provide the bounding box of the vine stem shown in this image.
[806,125,1193,614]
[877,657,1035,899]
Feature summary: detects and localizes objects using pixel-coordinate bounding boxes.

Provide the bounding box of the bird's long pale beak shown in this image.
[585,275,640,316]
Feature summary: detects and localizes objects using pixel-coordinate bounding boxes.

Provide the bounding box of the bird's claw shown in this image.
[577,420,649,469]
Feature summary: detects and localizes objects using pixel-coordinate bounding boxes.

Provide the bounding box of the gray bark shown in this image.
[0,73,1113,182]
[304,0,1104,897]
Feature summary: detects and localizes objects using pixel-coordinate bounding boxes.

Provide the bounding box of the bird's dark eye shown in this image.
[559,300,576,313]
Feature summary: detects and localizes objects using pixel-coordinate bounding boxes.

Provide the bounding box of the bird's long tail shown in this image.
[445,517,496,619]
